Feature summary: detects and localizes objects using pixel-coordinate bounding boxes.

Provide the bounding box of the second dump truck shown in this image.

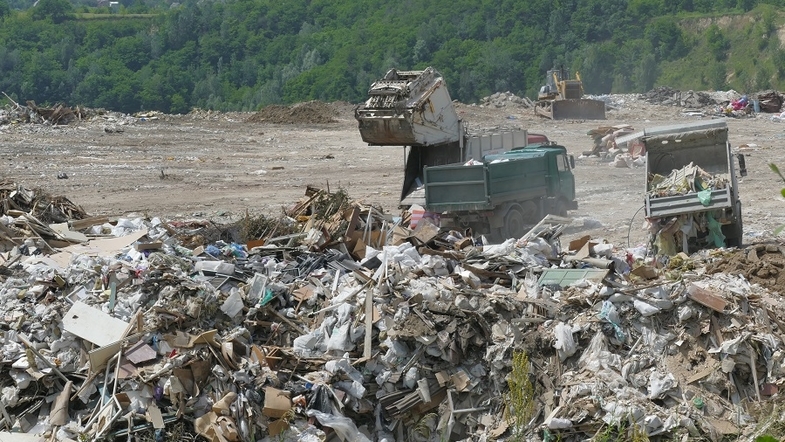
[617,120,746,254]
[423,145,577,239]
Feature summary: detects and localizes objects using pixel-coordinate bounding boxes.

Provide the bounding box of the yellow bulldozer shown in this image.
[534,67,606,120]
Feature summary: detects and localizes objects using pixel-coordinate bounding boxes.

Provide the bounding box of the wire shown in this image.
[627,205,646,249]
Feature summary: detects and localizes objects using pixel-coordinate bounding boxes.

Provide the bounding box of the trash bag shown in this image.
[706,213,726,248]
[305,410,372,442]
[553,322,577,361]
[697,189,712,206]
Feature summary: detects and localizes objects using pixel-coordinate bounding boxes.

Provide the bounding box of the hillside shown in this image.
[1,0,785,113]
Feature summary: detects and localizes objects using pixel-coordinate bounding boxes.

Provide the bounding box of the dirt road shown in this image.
[1,97,784,247]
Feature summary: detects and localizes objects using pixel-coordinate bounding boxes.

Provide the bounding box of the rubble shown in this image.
[0,94,90,126]
[755,90,785,113]
[642,86,717,108]
[479,92,535,109]
[0,182,784,442]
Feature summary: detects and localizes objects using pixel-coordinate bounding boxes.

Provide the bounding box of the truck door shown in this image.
[556,153,575,201]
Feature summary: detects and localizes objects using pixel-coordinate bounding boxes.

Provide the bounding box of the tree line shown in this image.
[0,0,783,114]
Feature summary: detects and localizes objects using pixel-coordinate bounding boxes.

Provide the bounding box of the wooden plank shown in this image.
[687,284,727,313]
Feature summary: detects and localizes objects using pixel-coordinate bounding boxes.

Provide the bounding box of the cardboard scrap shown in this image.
[451,370,471,392]
[263,387,292,418]
[50,228,149,267]
[49,380,72,426]
[125,340,157,365]
[146,404,165,429]
[268,418,290,436]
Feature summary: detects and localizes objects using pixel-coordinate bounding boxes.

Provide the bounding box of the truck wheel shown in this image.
[502,206,526,240]
[555,199,569,217]
[725,202,743,248]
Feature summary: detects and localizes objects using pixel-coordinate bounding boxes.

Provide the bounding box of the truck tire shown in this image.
[724,202,743,248]
[555,199,569,217]
[502,205,526,240]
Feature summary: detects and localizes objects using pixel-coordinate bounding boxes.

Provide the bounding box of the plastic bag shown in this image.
[598,300,625,341]
[648,372,677,399]
[553,322,577,361]
[633,299,661,317]
[697,189,712,206]
[326,323,354,352]
[305,410,372,442]
[706,213,726,248]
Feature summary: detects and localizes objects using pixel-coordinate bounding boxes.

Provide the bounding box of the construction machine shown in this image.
[355,67,536,207]
[355,67,574,239]
[534,67,606,120]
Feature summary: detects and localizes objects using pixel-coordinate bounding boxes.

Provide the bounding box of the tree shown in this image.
[645,18,687,61]
[0,0,10,20]
[31,0,73,23]
[635,53,658,91]
[706,24,730,61]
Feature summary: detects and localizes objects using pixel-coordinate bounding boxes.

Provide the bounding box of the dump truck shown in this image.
[355,67,544,207]
[619,120,746,254]
[422,145,578,239]
[535,67,606,120]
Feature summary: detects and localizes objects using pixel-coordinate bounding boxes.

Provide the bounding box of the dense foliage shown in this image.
[1,0,785,113]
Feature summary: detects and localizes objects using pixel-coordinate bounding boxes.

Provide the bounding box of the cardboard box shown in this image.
[262,387,292,418]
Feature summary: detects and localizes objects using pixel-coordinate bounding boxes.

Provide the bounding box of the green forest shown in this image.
[1,0,785,114]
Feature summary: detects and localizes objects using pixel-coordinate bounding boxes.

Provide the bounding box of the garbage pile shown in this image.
[754,90,784,113]
[641,87,716,109]
[582,125,645,168]
[1,183,784,442]
[0,98,90,126]
[479,92,535,109]
[645,163,733,255]
[647,163,729,198]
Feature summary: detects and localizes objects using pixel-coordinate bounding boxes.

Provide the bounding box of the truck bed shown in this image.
[645,187,732,218]
[423,156,549,212]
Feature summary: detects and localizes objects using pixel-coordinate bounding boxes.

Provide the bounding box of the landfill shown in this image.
[0,181,785,442]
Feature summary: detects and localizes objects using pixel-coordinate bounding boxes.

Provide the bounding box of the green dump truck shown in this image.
[423,145,578,239]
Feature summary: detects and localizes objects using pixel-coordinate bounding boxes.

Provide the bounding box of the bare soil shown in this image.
[1,97,784,249]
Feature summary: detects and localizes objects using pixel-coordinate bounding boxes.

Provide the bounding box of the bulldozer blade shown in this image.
[535,98,606,120]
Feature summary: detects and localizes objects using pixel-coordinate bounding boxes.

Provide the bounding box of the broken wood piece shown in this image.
[686,366,717,384]
[18,334,74,389]
[688,284,727,313]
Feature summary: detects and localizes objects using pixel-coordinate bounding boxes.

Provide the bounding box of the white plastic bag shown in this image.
[553,322,577,361]
[305,410,372,442]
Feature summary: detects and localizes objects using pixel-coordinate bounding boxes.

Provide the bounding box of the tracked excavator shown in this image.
[534,67,606,120]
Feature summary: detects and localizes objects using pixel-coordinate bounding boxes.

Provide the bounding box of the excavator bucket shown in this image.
[535,98,606,120]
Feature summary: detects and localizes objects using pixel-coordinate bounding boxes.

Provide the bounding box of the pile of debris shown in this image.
[479,92,535,109]
[247,101,338,124]
[0,97,88,126]
[756,90,785,114]
[1,183,785,442]
[0,180,88,223]
[641,87,716,109]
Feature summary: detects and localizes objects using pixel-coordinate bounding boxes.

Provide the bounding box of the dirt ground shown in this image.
[1,96,785,249]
